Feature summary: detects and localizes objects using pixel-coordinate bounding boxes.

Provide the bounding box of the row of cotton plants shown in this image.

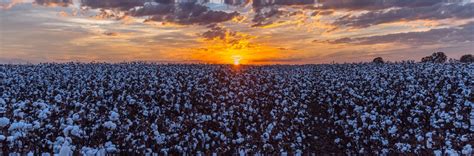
[0,62,472,155]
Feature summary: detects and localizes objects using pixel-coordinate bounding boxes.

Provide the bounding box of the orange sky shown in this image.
[0,0,473,64]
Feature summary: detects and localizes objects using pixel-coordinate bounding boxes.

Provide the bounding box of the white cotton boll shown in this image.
[460,135,468,142]
[274,133,283,140]
[261,132,270,142]
[388,126,397,135]
[68,126,82,137]
[434,150,442,156]
[59,141,72,156]
[382,139,389,146]
[0,117,10,127]
[445,140,452,148]
[154,133,166,144]
[97,148,106,156]
[297,136,302,143]
[84,148,99,156]
[445,148,459,156]
[72,113,80,121]
[234,137,244,144]
[462,144,472,155]
[238,149,246,156]
[174,103,180,111]
[41,153,51,156]
[395,143,411,152]
[8,121,32,131]
[295,149,302,156]
[426,139,434,149]
[103,121,117,130]
[38,108,50,119]
[105,141,118,152]
[439,103,446,109]
[55,94,63,103]
[0,135,5,141]
[464,100,472,107]
[0,98,6,105]
[220,134,226,141]
[416,135,424,142]
[109,111,120,121]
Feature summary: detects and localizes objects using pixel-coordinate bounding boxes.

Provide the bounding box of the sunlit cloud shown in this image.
[0,0,33,9]
[1,0,473,64]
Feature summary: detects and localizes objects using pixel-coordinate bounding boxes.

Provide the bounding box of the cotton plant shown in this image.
[0,62,472,154]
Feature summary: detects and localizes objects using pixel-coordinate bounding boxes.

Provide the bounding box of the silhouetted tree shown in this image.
[421,52,447,63]
[460,54,474,63]
[421,56,433,63]
[372,57,384,64]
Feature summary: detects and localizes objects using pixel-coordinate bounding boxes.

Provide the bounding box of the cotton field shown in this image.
[0,62,473,155]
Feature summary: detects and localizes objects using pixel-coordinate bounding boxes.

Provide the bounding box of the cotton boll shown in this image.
[462,144,472,155]
[297,136,302,143]
[460,135,468,142]
[58,140,72,156]
[388,126,398,135]
[109,111,120,121]
[445,148,459,156]
[103,121,117,130]
[0,98,6,105]
[0,117,10,127]
[55,94,63,103]
[416,135,424,142]
[105,141,118,152]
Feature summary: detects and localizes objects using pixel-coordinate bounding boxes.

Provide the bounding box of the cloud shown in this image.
[252,0,315,8]
[0,0,33,9]
[198,24,254,51]
[200,24,236,40]
[311,10,333,16]
[251,7,286,27]
[250,57,303,63]
[317,0,457,10]
[80,0,146,10]
[328,22,474,45]
[145,3,239,25]
[129,3,174,16]
[35,0,72,7]
[333,2,474,28]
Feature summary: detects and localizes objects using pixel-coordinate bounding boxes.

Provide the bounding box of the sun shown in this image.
[232,55,242,65]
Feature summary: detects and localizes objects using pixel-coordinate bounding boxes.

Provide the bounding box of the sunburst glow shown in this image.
[232,55,241,65]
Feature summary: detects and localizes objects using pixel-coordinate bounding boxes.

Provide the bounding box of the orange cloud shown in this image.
[0,0,33,9]
[189,30,292,64]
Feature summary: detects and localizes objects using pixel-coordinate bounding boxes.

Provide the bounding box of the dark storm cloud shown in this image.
[80,0,147,10]
[142,3,239,25]
[329,22,474,45]
[333,2,474,28]
[317,0,459,10]
[252,0,315,8]
[28,0,472,27]
[129,3,174,16]
[251,8,286,27]
[77,0,240,25]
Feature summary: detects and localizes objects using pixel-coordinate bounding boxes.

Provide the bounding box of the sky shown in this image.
[0,0,473,64]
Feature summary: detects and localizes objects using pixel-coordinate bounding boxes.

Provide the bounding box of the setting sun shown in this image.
[233,55,241,65]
